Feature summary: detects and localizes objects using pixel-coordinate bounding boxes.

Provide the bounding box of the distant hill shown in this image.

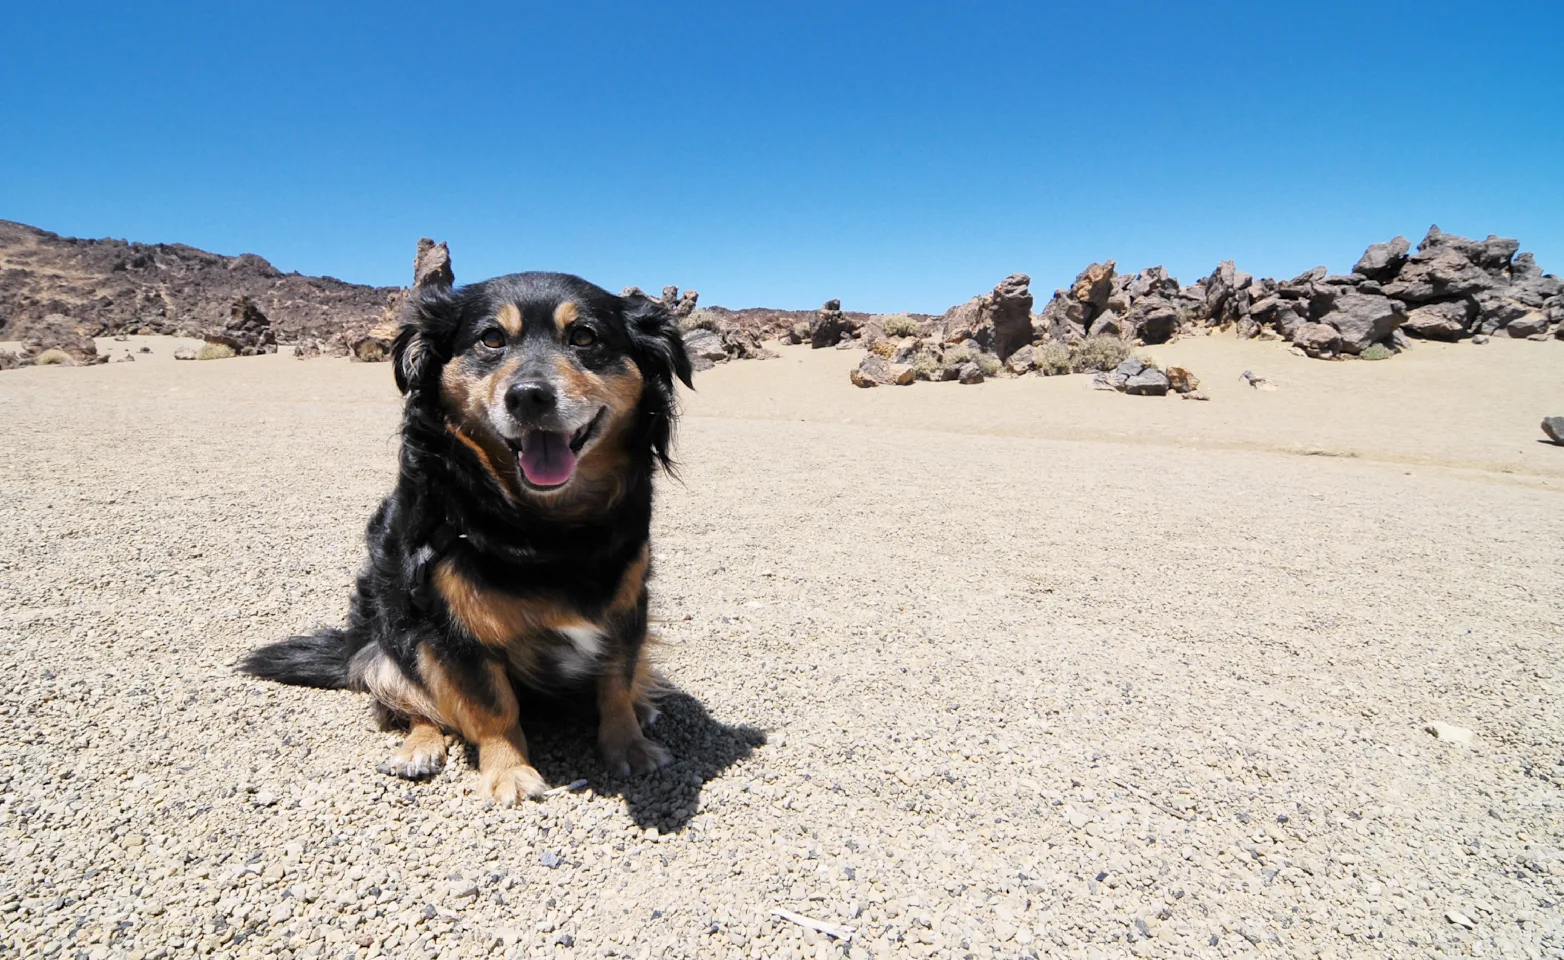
[0,220,397,342]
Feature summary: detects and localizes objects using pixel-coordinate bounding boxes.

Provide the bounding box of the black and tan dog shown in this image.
[240,272,692,804]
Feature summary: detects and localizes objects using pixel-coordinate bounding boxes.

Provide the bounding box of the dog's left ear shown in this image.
[622,295,694,391]
[393,286,458,395]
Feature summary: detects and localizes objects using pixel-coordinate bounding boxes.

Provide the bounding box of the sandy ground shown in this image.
[1,335,1561,960]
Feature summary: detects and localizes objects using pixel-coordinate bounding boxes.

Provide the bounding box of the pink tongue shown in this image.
[517,431,577,487]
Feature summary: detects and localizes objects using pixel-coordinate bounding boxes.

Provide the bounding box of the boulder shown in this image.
[174,347,197,360]
[1124,296,1179,344]
[1165,366,1199,394]
[850,354,914,387]
[958,362,984,384]
[1475,294,1534,333]
[293,338,327,359]
[1125,265,1180,301]
[1091,370,1127,391]
[1504,311,1550,338]
[1087,310,1124,338]
[1319,294,1404,354]
[1352,236,1411,280]
[719,324,773,360]
[17,313,104,364]
[939,274,1034,360]
[1293,322,1341,359]
[682,328,726,370]
[1123,367,1170,396]
[1511,252,1542,280]
[809,299,853,348]
[1401,300,1473,340]
[1039,290,1086,343]
[413,239,455,289]
[1543,417,1564,445]
[1003,344,1036,375]
[1384,226,1506,303]
[1201,260,1253,327]
[206,295,278,356]
[1071,262,1116,312]
[1113,358,1145,378]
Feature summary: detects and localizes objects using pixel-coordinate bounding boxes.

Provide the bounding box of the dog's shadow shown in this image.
[473,688,765,832]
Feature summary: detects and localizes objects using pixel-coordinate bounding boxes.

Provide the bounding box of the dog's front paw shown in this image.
[602,734,672,778]
[480,764,547,806]
[377,737,447,780]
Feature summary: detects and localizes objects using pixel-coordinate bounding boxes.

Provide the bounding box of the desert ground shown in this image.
[1,336,1561,960]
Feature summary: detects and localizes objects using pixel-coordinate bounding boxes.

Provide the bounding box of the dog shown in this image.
[240,272,693,805]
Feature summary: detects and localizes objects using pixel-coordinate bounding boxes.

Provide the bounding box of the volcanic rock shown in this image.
[206,296,277,356]
[939,274,1034,360]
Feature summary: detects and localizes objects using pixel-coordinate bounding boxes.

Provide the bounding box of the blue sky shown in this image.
[3,2,1560,313]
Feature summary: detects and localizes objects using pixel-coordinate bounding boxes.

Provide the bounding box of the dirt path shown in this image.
[1,337,1560,960]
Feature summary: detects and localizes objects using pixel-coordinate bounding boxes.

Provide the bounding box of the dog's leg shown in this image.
[418,649,546,805]
[377,718,447,780]
[598,650,671,777]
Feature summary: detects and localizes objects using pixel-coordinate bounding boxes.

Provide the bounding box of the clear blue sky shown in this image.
[3,2,1560,313]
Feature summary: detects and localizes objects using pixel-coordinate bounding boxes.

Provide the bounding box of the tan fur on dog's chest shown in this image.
[431,549,646,679]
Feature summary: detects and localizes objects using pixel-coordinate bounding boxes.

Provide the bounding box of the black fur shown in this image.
[240,272,691,726]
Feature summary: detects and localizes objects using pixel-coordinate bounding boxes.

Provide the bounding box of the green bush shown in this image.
[679,310,721,333]
[32,348,72,365]
[877,313,921,337]
[196,342,236,361]
[1359,343,1393,361]
[912,352,940,381]
[1071,335,1132,373]
[1036,341,1072,376]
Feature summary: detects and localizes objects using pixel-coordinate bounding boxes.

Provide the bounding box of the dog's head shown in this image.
[394,272,692,503]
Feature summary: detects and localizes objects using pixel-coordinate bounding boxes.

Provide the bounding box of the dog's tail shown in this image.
[238,627,359,690]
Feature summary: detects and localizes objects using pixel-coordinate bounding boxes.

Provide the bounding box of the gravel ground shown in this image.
[1,337,1561,960]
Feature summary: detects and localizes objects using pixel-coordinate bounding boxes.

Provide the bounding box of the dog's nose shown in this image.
[505,380,557,418]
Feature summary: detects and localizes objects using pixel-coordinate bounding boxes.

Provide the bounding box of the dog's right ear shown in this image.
[392,286,457,395]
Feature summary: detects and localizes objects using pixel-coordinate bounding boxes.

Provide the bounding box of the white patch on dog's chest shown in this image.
[554,624,605,678]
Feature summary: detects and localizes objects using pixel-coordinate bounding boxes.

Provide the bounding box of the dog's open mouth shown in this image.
[513,409,604,489]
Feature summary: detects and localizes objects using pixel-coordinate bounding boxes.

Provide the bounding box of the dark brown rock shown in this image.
[1293,322,1341,359]
[15,313,103,364]
[939,274,1034,360]
[809,299,854,348]
[413,239,454,289]
[206,296,277,356]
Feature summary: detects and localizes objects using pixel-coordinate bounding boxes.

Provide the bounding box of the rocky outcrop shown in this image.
[809,299,855,348]
[850,354,915,387]
[205,296,277,356]
[939,274,1034,361]
[0,219,394,343]
[11,313,105,365]
[342,238,456,361]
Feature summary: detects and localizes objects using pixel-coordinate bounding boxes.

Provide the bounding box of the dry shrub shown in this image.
[878,314,921,337]
[197,342,236,361]
[1071,335,1132,372]
[32,348,73,366]
[1036,341,1072,375]
[679,310,722,333]
[912,352,940,381]
[1359,343,1393,360]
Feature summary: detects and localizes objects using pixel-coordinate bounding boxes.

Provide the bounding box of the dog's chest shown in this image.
[432,561,610,678]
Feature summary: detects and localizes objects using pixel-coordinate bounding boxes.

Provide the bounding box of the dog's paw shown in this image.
[377,739,447,780]
[602,735,672,778]
[480,764,547,806]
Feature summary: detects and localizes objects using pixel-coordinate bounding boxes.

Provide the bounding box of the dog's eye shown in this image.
[479,328,506,349]
[569,326,597,348]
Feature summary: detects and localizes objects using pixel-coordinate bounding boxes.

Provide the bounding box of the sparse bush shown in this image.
[196,342,236,361]
[790,321,810,343]
[1071,334,1132,373]
[912,352,940,381]
[33,349,73,366]
[1036,341,1072,375]
[976,354,1000,377]
[868,338,897,359]
[1359,343,1393,361]
[878,313,921,337]
[679,310,721,333]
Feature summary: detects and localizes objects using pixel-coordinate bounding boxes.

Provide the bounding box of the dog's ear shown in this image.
[622,295,694,392]
[393,286,458,395]
[621,294,693,472]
